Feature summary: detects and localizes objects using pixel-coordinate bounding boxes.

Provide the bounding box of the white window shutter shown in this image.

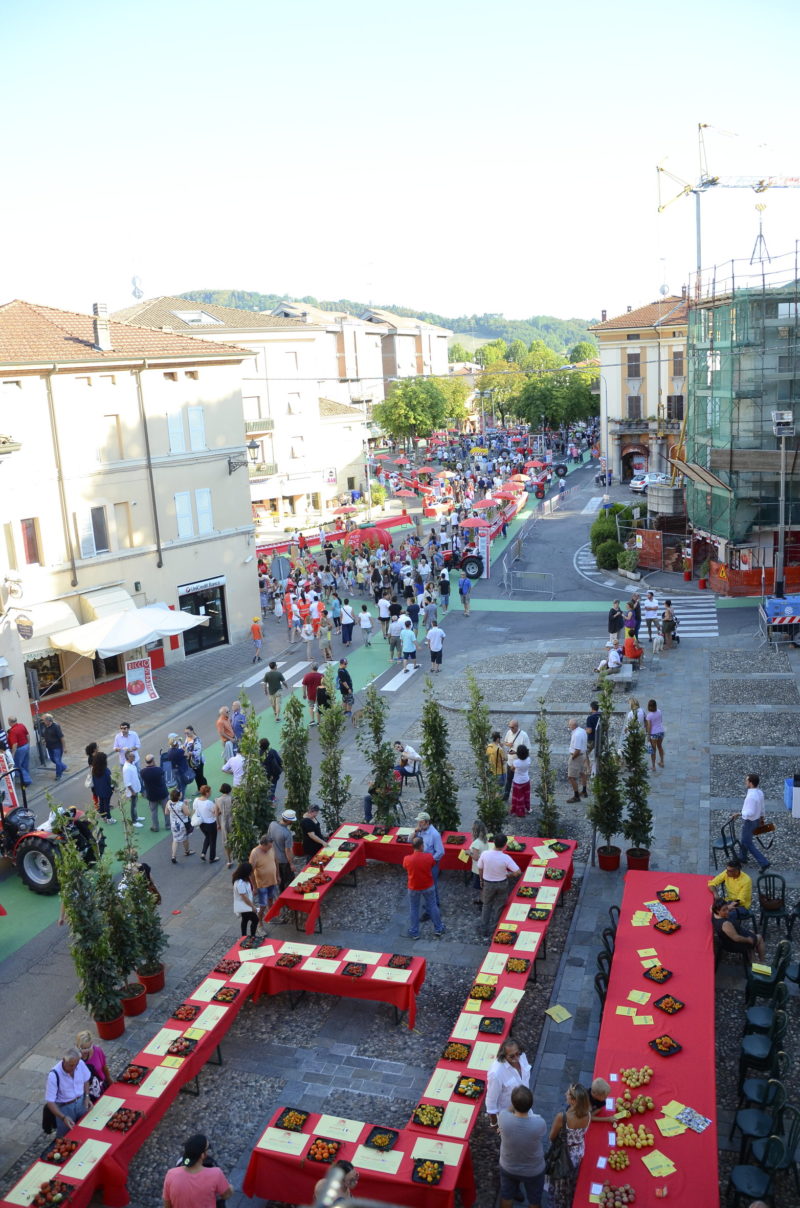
[77,512,96,558]
[195,488,213,535]
[174,491,194,538]
[168,410,186,453]
[187,406,206,451]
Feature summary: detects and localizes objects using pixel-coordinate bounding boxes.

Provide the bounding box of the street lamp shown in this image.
[771,409,795,597]
[476,390,493,443]
[228,438,260,475]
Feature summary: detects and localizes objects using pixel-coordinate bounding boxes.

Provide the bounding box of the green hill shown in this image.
[179,289,596,355]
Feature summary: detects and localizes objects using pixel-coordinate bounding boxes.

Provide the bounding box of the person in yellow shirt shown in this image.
[708,857,752,913]
[486,731,507,789]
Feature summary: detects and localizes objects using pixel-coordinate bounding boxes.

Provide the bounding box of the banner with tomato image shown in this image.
[124,657,159,705]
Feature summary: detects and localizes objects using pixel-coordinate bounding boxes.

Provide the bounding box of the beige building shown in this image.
[590,294,688,481]
[0,300,258,729]
[360,307,451,380]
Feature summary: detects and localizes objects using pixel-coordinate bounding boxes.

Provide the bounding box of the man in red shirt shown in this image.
[7,715,32,786]
[301,662,325,727]
[403,836,445,939]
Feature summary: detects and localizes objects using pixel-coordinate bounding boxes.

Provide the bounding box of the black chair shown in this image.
[608,904,620,932]
[714,931,750,975]
[757,873,789,939]
[729,1079,785,1160]
[744,981,788,1036]
[726,1134,784,1206]
[752,1102,800,1196]
[398,760,425,795]
[600,927,616,958]
[594,971,608,1014]
[746,940,791,1007]
[738,1010,788,1091]
[786,900,800,940]
[712,818,742,870]
[596,950,611,980]
[738,1058,787,1114]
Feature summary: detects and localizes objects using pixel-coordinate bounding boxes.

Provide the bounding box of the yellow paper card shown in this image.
[411,1137,464,1166]
[363,833,378,841]
[514,931,542,953]
[303,957,342,974]
[656,1115,687,1137]
[143,1027,182,1056]
[505,903,531,922]
[80,1094,126,1130]
[184,1026,207,1040]
[632,1014,654,1026]
[544,1004,572,1023]
[467,1041,501,1071]
[344,949,381,964]
[304,891,320,900]
[138,1064,181,1097]
[536,886,559,904]
[194,1005,228,1030]
[661,1100,687,1118]
[319,847,336,857]
[494,986,525,1013]
[451,1012,481,1040]
[495,921,518,932]
[627,990,651,1005]
[372,966,411,983]
[631,913,653,927]
[615,1006,637,1017]
[352,1144,403,1175]
[463,998,482,1012]
[60,1139,111,1178]
[475,973,499,985]
[439,1100,475,1138]
[641,957,661,969]
[458,849,471,864]
[380,834,393,843]
[480,953,508,975]
[161,1055,184,1068]
[280,941,316,956]
[229,961,262,984]
[637,948,658,957]
[258,1126,307,1155]
[523,865,545,883]
[529,858,548,866]
[642,1149,676,1177]
[316,1115,364,1142]
[751,963,772,975]
[425,1068,459,1100]
[190,978,223,1003]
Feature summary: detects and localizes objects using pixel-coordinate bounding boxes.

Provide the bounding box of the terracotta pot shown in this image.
[137,964,166,994]
[120,983,147,1017]
[626,848,651,871]
[597,845,621,872]
[683,570,692,581]
[95,1013,125,1041]
[698,578,708,590]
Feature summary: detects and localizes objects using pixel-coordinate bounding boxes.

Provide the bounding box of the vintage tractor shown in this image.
[0,772,105,895]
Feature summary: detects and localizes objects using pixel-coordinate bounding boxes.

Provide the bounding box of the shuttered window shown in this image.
[174,492,194,539]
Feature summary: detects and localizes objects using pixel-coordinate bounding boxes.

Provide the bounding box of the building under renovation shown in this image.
[679,246,800,594]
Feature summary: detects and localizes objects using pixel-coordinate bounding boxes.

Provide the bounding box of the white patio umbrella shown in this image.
[49,603,209,658]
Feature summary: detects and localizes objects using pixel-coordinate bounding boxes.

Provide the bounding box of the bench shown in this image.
[600,664,633,690]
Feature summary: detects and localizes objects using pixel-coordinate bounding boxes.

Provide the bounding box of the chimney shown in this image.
[92,302,112,351]
[681,284,687,299]
[601,309,607,322]
[627,305,632,313]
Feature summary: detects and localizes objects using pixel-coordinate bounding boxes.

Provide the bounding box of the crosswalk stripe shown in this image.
[581,496,604,515]
[382,665,422,692]
[281,660,311,682]
[239,660,287,689]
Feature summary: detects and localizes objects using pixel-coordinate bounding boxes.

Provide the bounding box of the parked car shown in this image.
[629,472,671,494]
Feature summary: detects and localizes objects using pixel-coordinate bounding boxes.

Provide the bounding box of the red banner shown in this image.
[124,657,159,705]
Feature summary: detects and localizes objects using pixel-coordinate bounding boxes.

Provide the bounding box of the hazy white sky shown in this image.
[2,0,799,325]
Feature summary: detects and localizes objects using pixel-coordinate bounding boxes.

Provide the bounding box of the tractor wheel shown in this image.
[17,837,60,895]
[460,555,484,579]
[534,486,545,499]
[554,463,568,478]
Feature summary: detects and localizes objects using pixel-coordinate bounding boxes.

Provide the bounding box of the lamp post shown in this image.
[771,410,795,597]
[228,438,260,475]
[476,390,493,444]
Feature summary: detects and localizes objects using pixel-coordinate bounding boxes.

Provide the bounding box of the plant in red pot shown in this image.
[621,715,653,871]
[127,860,169,994]
[587,679,623,871]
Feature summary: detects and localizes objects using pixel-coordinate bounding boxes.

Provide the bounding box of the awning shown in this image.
[79,587,136,622]
[668,457,732,494]
[14,600,81,661]
[49,602,209,658]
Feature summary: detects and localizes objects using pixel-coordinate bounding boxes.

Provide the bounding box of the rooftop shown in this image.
[589,296,689,333]
[318,397,366,419]
[112,296,313,332]
[360,306,451,335]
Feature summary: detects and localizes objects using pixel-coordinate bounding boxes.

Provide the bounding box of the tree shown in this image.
[281,693,312,820]
[448,341,472,363]
[318,669,351,833]
[372,379,447,444]
[56,834,122,1023]
[419,680,460,832]
[97,856,142,993]
[434,376,469,426]
[621,721,653,854]
[126,859,169,977]
[475,338,507,367]
[476,361,525,427]
[534,700,559,838]
[507,338,528,364]
[355,684,401,824]
[587,679,624,854]
[465,672,505,835]
[234,694,274,839]
[568,340,597,363]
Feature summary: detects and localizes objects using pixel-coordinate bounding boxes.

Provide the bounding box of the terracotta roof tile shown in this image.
[590,296,688,333]
[0,300,251,366]
[319,397,365,418]
[112,296,311,331]
[360,306,451,335]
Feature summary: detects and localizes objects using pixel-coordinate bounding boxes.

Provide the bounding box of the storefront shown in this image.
[621,442,649,480]
[177,575,229,655]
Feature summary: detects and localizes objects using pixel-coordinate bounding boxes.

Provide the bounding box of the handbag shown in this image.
[84,770,93,789]
[752,821,775,836]
[190,810,201,828]
[544,1110,574,1181]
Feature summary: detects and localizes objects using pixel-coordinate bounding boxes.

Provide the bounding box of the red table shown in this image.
[263,841,367,934]
[242,1107,476,1208]
[574,871,718,1206]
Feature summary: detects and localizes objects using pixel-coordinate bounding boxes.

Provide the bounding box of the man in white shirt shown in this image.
[113,721,140,766]
[595,641,622,677]
[222,751,246,787]
[387,615,404,664]
[426,624,446,673]
[502,720,530,802]
[735,773,770,871]
[122,750,144,827]
[377,594,392,639]
[477,834,521,940]
[45,1048,90,1137]
[566,719,589,802]
[643,591,660,642]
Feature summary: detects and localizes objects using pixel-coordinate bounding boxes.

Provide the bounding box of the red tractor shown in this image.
[0,769,105,895]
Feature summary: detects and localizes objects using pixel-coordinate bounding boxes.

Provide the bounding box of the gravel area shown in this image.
[710,676,800,705]
[544,676,608,704]
[559,653,602,675]
[473,652,549,676]
[710,648,792,674]
[710,711,800,746]
[709,805,800,882]
[711,755,800,802]
[428,676,534,704]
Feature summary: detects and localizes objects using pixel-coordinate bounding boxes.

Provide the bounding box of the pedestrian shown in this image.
[643,698,665,772]
[250,616,263,663]
[734,773,770,872]
[193,785,220,862]
[502,720,530,803]
[607,599,624,644]
[166,788,193,862]
[403,835,445,939]
[222,748,246,787]
[661,599,676,649]
[90,750,115,822]
[183,726,206,789]
[41,713,67,780]
[76,1029,111,1104]
[163,1135,232,1208]
[378,593,391,638]
[425,622,446,672]
[302,662,324,726]
[319,610,334,661]
[140,754,168,831]
[359,603,374,647]
[122,750,143,828]
[261,660,287,722]
[546,1084,592,1208]
[340,598,356,647]
[85,742,99,805]
[165,734,193,793]
[216,783,234,867]
[509,744,531,817]
[248,835,279,929]
[486,732,507,791]
[414,810,444,904]
[468,819,489,905]
[401,619,420,672]
[478,834,521,941]
[642,591,659,641]
[112,720,140,767]
[487,1036,533,1125]
[215,707,236,761]
[259,737,283,797]
[7,716,32,786]
[458,571,472,615]
[585,701,600,774]
[301,803,326,859]
[268,809,297,911]
[566,719,589,802]
[230,701,247,747]
[44,1048,90,1138]
[301,618,317,660]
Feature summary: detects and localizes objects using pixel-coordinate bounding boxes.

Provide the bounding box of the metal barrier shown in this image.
[497,487,574,596]
[504,570,555,599]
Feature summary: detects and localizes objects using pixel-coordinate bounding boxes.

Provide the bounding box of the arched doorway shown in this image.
[621,444,648,482]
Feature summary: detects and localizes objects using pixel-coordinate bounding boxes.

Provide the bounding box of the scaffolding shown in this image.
[685,245,800,557]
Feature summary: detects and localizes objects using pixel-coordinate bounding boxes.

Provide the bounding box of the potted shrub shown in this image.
[682,556,692,582]
[97,857,148,1016]
[617,547,640,580]
[697,559,710,590]
[128,862,169,993]
[621,719,653,870]
[587,680,624,871]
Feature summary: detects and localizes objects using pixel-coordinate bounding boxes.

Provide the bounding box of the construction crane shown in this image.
[657,123,800,277]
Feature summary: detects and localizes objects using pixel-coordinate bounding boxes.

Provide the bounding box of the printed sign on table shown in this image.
[124,656,158,704]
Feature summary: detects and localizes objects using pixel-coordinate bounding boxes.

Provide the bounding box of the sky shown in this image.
[2,0,800,327]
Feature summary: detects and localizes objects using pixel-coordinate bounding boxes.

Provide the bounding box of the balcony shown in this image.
[245,417,274,434]
[249,462,278,480]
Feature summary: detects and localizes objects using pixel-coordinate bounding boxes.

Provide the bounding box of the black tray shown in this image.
[388,954,413,969]
[412,1159,444,1185]
[548,841,570,853]
[528,908,551,921]
[544,867,565,880]
[172,1004,201,1023]
[306,1137,342,1163]
[468,983,495,1001]
[339,840,358,852]
[364,1125,399,1150]
[166,1037,197,1058]
[442,1041,472,1061]
[656,889,680,904]
[653,919,681,936]
[239,935,266,950]
[649,1036,682,1057]
[275,1107,310,1132]
[117,1063,147,1087]
[479,1016,505,1034]
[412,1103,445,1128]
[505,957,531,974]
[276,954,302,968]
[643,966,673,984]
[516,886,538,898]
[211,987,240,1004]
[214,959,241,975]
[445,834,467,845]
[654,994,685,1015]
[454,1076,486,1099]
[342,962,367,977]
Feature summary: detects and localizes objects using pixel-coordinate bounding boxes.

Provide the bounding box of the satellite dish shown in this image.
[659,283,669,296]
[131,275,144,300]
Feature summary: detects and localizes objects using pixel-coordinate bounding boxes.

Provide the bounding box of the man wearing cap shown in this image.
[403,835,445,939]
[41,713,67,780]
[268,811,297,922]
[301,804,326,858]
[113,721,140,767]
[7,716,32,786]
[414,811,444,905]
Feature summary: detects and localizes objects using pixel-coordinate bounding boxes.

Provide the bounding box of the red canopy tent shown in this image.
[344,527,392,551]
[460,516,490,528]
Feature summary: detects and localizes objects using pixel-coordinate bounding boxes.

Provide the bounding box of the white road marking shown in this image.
[382,665,422,692]
[239,660,287,689]
[581,496,604,515]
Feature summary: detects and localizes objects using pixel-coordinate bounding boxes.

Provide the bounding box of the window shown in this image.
[346,476,355,491]
[778,355,796,373]
[195,488,213,535]
[626,334,640,341]
[187,405,206,451]
[626,353,641,378]
[666,395,684,421]
[77,507,110,557]
[20,517,41,564]
[287,393,302,415]
[626,396,642,421]
[170,310,223,326]
[167,410,186,453]
[284,350,299,372]
[291,436,305,459]
[163,371,178,382]
[174,491,194,539]
[114,502,133,549]
[672,349,684,377]
[102,414,123,460]
[184,370,199,380]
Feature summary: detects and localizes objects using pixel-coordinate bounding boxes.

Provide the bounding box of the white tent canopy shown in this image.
[49,603,209,658]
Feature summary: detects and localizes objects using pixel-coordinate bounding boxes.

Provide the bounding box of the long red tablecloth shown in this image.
[574,871,718,1206]
[263,840,368,933]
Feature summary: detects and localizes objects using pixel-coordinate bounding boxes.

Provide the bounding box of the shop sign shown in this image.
[124,657,159,705]
[177,575,226,595]
[15,614,33,639]
[323,467,337,485]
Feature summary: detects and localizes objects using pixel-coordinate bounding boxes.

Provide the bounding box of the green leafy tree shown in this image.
[281,693,312,821]
[534,700,559,838]
[56,835,122,1022]
[621,721,653,854]
[355,684,401,824]
[434,376,469,426]
[507,338,528,363]
[448,341,472,363]
[476,361,525,426]
[97,857,142,992]
[125,859,169,976]
[419,680,460,832]
[475,338,508,367]
[568,340,597,363]
[588,679,624,853]
[234,694,274,838]
[318,669,351,833]
[371,483,387,509]
[465,672,505,834]
[372,379,447,444]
